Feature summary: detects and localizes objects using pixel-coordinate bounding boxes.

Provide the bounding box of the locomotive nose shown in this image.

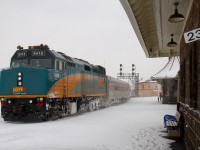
[0,67,50,96]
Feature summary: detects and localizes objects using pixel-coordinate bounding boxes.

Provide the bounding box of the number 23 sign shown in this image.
[184,28,200,43]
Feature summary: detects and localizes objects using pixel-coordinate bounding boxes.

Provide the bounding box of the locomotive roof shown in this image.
[13,45,105,73]
[107,76,129,86]
[52,51,93,67]
[50,50,66,60]
[50,49,106,73]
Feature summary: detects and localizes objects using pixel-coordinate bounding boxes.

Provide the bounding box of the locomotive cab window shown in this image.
[59,61,62,70]
[55,60,64,71]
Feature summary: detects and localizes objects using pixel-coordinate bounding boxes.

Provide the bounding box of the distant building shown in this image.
[138,81,160,97]
[151,57,179,104]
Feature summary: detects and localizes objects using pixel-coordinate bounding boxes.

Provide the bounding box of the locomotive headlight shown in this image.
[17,72,23,86]
[18,81,22,86]
[29,100,33,104]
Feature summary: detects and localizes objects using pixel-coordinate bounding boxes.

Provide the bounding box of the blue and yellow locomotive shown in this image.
[0,45,130,121]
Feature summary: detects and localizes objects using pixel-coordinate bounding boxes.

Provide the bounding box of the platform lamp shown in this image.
[168,2,185,23]
[167,34,178,47]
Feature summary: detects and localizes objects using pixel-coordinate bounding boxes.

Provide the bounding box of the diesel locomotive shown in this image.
[0,45,130,121]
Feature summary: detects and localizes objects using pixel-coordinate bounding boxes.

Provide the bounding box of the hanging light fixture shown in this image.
[168,2,185,23]
[167,34,177,47]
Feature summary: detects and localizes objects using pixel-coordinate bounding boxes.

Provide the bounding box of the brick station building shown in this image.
[138,80,160,97]
[120,0,200,149]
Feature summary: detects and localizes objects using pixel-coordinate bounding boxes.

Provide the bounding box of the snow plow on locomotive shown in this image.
[0,45,130,121]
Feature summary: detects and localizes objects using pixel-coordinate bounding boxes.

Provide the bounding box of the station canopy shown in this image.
[120,0,192,58]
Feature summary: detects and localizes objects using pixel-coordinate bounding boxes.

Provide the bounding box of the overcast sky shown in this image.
[0,0,168,80]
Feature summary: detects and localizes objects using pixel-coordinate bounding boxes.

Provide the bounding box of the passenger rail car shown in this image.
[0,45,130,121]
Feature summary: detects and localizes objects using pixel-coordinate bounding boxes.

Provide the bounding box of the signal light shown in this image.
[120,64,123,76]
[132,64,135,76]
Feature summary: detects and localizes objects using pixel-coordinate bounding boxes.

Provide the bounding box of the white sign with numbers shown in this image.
[184,28,200,43]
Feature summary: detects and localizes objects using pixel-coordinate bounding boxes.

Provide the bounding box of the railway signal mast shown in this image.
[117,64,139,97]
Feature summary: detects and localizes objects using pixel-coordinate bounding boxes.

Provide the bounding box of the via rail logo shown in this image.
[13,87,27,94]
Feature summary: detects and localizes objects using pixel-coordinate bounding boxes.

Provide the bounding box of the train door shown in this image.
[105,76,109,98]
[55,59,66,98]
[81,70,86,96]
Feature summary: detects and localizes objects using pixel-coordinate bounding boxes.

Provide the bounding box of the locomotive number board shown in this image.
[31,51,45,57]
[17,51,27,58]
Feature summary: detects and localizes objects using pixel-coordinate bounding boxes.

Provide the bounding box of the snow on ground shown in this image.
[0,97,176,150]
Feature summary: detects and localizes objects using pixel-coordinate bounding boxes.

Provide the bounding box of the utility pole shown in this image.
[117,64,139,97]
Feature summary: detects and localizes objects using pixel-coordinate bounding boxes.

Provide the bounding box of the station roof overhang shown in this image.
[120,0,193,58]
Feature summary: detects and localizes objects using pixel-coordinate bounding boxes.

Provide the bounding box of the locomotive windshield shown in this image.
[30,59,52,69]
[11,59,52,69]
[11,59,28,68]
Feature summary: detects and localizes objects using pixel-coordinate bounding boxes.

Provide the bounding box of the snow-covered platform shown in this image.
[0,97,177,150]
